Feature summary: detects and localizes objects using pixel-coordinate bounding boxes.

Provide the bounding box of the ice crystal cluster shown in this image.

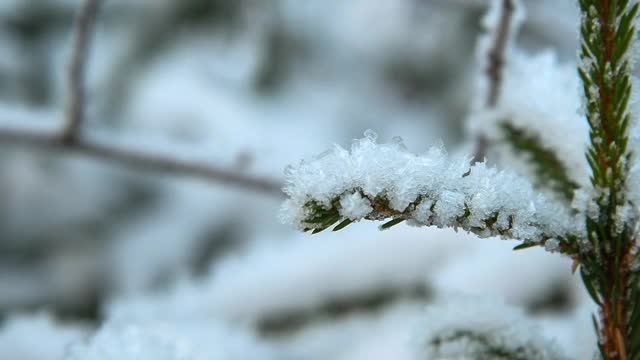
[415,295,568,360]
[281,130,582,246]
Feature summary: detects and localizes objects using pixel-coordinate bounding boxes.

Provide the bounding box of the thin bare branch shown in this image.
[61,0,102,143]
[0,121,284,197]
[472,0,515,163]
[485,0,514,108]
[0,0,284,197]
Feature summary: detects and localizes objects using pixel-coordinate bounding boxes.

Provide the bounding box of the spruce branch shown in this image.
[578,0,640,358]
[281,133,582,249]
[500,122,580,201]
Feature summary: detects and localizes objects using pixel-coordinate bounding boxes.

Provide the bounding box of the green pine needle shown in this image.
[379,218,405,230]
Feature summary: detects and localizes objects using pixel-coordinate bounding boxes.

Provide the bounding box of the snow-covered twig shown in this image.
[281,131,582,246]
[61,0,101,143]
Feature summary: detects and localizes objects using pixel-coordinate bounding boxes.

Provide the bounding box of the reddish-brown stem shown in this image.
[592,2,632,359]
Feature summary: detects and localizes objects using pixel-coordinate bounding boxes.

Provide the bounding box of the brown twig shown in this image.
[485,0,514,108]
[471,0,515,164]
[0,121,284,196]
[0,0,285,197]
[61,0,102,144]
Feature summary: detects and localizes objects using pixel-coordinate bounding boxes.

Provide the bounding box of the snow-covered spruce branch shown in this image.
[577,0,640,358]
[281,131,583,249]
[0,0,283,197]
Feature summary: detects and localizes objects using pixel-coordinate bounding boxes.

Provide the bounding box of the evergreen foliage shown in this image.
[577,0,640,358]
[282,0,640,358]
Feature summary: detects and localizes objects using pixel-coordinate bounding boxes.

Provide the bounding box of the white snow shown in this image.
[65,320,275,360]
[0,313,88,360]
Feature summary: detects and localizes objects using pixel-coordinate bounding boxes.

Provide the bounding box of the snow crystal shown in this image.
[412,199,434,224]
[433,190,466,226]
[339,191,373,220]
[413,294,569,360]
[544,238,561,253]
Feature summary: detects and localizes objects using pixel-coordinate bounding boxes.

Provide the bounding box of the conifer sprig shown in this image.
[281,134,583,252]
[578,0,639,358]
[579,0,636,210]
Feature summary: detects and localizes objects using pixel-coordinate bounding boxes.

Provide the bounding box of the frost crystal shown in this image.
[281,132,582,245]
[339,191,373,220]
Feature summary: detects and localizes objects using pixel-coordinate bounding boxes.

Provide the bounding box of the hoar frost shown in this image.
[281,131,583,245]
[339,191,373,220]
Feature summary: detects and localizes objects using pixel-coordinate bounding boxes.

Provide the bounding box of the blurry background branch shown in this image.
[485,0,514,108]
[0,120,284,196]
[0,0,283,197]
[472,0,516,164]
[61,0,101,143]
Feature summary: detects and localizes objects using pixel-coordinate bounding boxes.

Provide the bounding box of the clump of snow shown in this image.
[0,312,88,360]
[281,131,581,244]
[413,294,569,360]
[339,191,373,220]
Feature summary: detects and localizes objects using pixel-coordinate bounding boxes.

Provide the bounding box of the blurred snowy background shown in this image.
[0,0,597,359]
